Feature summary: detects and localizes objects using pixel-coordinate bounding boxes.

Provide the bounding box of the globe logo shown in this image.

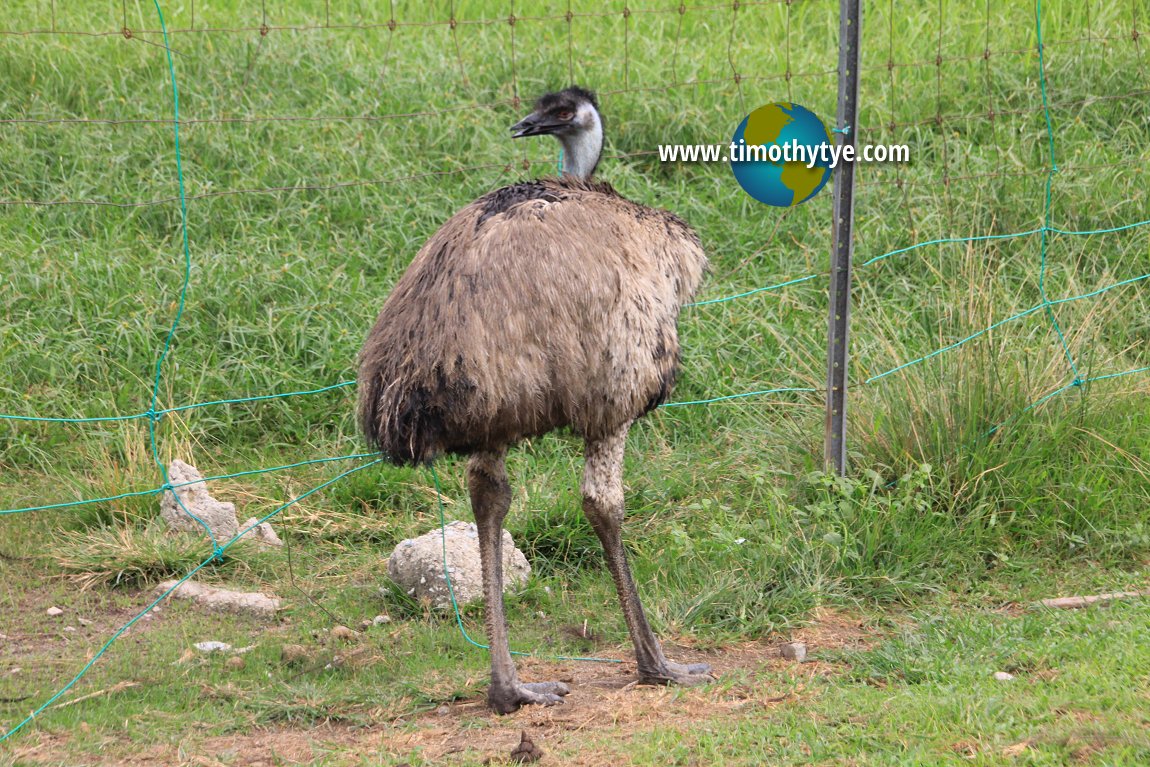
[730,102,834,207]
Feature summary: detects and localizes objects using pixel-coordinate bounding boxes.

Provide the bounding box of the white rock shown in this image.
[239,517,283,547]
[160,460,239,541]
[194,641,233,653]
[45,606,64,617]
[993,671,1015,681]
[386,521,531,610]
[157,579,281,618]
[372,614,392,626]
[780,642,808,663]
[63,626,76,632]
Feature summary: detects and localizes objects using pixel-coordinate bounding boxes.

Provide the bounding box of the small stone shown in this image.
[993,671,1015,681]
[239,517,283,547]
[156,580,280,618]
[510,730,543,763]
[386,521,531,610]
[160,459,240,541]
[780,642,807,663]
[372,614,392,626]
[63,626,76,633]
[225,656,246,671]
[194,641,232,653]
[280,644,310,666]
[436,705,450,716]
[77,617,92,626]
[535,611,546,620]
[46,606,64,617]
[330,625,356,641]
[360,619,373,630]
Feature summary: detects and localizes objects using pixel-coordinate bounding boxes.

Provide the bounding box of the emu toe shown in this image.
[489,681,571,715]
[639,660,715,687]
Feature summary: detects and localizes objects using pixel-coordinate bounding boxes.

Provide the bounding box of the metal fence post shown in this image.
[824,0,862,475]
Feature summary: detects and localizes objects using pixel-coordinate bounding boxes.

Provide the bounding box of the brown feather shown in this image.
[357,176,707,465]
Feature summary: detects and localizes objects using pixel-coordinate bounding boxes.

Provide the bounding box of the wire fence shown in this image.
[1,0,1148,742]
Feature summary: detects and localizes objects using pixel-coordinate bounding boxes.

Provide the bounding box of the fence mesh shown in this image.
[1,0,1148,740]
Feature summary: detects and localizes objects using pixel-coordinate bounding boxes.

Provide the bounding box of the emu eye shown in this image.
[558,110,574,120]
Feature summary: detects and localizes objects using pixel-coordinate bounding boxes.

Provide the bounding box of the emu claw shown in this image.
[639,660,715,687]
[489,681,571,714]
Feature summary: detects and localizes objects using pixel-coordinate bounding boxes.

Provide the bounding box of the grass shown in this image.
[1,0,1149,763]
[604,596,1150,766]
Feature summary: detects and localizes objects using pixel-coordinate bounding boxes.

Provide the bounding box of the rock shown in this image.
[194,641,233,653]
[993,671,1015,681]
[63,626,76,633]
[510,730,543,763]
[46,606,64,617]
[225,656,246,671]
[435,705,450,717]
[386,521,530,609]
[280,644,310,666]
[77,617,92,626]
[780,642,808,663]
[330,625,356,642]
[157,579,281,618]
[239,517,283,547]
[158,464,281,548]
[373,614,392,626]
[160,460,239,541]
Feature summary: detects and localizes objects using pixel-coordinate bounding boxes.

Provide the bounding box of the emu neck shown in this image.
[558,107,603,181]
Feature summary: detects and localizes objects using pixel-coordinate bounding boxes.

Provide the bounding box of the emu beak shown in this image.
[511,112,562,138]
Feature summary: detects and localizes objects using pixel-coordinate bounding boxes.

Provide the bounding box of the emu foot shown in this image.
[639,659,714,687]
[488,681,571,715]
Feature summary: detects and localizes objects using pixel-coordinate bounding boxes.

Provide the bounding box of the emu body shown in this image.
[358,177,704,463]
[357,87,710,713]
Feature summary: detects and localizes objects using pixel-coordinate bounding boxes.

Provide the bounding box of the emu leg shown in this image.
[468,450,570,714]
[582,426,713,686]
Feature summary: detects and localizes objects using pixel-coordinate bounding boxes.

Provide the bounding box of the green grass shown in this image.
[1,0,1149,763]
[601,596,1150,766]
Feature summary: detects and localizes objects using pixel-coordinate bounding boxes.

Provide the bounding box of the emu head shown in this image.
[511,85,604,181]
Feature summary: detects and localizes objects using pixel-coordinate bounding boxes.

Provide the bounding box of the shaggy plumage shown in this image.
[358,176,706,465]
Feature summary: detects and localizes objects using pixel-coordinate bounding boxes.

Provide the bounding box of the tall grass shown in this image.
[0,0,1147,636]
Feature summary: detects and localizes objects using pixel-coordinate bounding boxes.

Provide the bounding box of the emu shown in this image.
[357,86,710,714]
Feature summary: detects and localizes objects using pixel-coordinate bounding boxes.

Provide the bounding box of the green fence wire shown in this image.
[1,0,1148,745]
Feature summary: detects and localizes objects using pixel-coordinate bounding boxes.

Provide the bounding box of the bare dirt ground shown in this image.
[8,610,876,766]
